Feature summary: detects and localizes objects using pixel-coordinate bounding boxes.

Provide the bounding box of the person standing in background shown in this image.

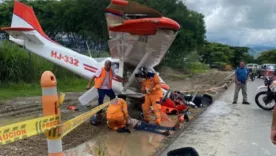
[233,61,250,105]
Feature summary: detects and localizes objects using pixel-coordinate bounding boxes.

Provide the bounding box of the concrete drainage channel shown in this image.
[154,72,235,156]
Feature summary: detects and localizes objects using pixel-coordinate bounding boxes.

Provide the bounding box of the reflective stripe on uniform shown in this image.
[42,87,57,96]
[47,140,62,153]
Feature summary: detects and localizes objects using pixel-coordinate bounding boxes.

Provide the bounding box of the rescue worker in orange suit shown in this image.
[86,60,125,125]
[106,94,130,133]
[135,67,163,125]
[106,95,181,135]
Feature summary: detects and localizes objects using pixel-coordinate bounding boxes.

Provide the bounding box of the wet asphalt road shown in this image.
[161,78,276,156]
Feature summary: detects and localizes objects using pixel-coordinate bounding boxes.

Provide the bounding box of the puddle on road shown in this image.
[63,127,166,156]
[63,108,202,156]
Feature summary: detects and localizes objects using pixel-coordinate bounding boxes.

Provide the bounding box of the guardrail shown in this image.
[0,71,112,156]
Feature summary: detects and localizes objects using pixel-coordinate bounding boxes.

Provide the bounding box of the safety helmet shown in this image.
[139,67,148,78]
[90,114,98,125]
[139,66,147,72]
[110,96,119,104]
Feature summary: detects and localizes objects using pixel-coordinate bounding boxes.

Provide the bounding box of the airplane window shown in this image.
[111,62,119,74]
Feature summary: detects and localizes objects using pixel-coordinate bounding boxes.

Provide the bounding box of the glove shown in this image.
[86,85,91,90]
[117,128,125,133]
[117,127,131,133]
[124,127,131,133]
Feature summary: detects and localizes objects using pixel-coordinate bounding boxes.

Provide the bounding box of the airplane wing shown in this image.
[105,0,180,68]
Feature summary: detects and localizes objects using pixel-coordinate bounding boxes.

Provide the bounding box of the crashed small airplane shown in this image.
[1,0,180,105]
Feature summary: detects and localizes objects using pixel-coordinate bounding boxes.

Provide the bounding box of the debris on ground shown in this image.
[0,69,234,156]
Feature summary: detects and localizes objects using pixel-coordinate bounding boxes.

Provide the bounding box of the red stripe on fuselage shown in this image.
[83,64,98,70]
[84,67,96,73]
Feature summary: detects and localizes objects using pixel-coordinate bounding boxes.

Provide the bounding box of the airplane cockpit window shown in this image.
[123,63,142,93]
[111,62,119,74]
[124,14,149,19]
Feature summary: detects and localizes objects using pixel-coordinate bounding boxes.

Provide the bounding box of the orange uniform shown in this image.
[141,74,163,125]
[106,98,129,130]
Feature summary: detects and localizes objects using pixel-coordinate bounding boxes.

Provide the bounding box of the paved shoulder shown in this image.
[161,80,276,156]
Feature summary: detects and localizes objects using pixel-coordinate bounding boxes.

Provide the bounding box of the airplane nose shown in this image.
[159,17,181,30]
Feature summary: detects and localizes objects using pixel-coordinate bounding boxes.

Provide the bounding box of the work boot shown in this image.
[140,113,144,120]
[90,115,98,125]
[242,101,250,105]
[162,130,170,136]
[173,123,180,130]
[232,101,237,104]
[184,114,189,122]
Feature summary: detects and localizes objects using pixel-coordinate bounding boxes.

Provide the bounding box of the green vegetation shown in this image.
[186,62,208,73]
[198,42,256,68]
[0,40,85,83]
[0,79,87,100]
[256,49,276,64]
[0,41,88,99]
[0,0,257,99]
[165,74,193,81]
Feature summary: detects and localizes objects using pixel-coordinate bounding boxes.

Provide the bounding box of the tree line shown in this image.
[256,50,276,64]
[198,42,256,68]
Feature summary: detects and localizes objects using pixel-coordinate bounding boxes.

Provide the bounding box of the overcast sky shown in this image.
[184,0,276,47]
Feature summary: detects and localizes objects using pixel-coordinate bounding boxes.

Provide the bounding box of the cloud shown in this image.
[184,0,276,47]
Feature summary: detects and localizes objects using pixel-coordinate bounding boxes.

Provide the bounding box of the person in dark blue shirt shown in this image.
[233,61,250,104]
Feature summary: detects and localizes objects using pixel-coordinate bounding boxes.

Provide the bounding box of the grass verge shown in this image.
[164,69,208,80]
[0,78,88,100]
[189,69,209,74]
[165,74,192,80]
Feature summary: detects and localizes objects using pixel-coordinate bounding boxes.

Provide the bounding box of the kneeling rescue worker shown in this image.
[106,94,182,136]
[106,94,131,133]
[136,67,163,125]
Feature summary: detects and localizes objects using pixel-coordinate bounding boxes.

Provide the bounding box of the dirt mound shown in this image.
[165,70,233,92]
[156,66,188,76]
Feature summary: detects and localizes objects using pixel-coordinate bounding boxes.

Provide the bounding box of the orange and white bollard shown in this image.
[41,71,63,156]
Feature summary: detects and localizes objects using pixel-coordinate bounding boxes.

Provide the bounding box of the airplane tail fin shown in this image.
[1,1,54,45]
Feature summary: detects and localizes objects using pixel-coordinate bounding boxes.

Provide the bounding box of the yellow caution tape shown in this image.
[57,92,65,107]
[0,115,59,145]
[46,100,113,139]
[0,100,113,144]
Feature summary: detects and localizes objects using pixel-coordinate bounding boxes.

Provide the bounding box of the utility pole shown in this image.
[86,41,92,57]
